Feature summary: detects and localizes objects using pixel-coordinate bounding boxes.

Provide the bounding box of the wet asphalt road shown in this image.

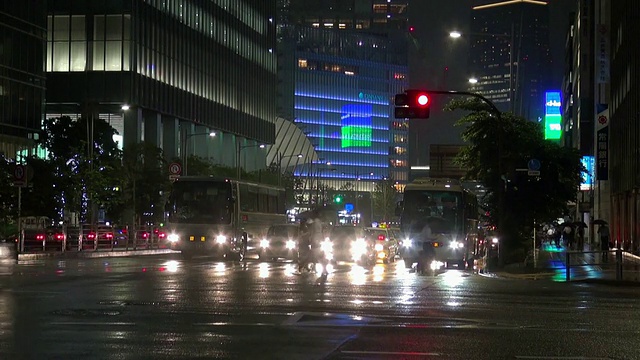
[0,255,639,360]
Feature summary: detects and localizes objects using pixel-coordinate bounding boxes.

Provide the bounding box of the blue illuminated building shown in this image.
[278,1,410,192]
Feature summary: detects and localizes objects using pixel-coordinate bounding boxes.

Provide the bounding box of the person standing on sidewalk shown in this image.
[598,223,610,262]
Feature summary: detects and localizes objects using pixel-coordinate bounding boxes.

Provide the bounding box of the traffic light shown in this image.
[394,90,431,119]
[334,194,342,204]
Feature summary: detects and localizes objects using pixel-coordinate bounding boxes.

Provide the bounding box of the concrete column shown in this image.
[193,125,209,160]
[143,111,162,147]
[180,120,195,163]
[162,116,179,161]
[123,107,142,148]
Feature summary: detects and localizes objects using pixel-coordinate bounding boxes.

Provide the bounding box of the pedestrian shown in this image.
[563,224,574,250]
[598,223,610,262]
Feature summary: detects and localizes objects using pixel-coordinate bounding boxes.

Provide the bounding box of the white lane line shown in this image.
[192,322,276,327]
[515,357,611,360]
[50,322,136,326]
[341,350,441,356]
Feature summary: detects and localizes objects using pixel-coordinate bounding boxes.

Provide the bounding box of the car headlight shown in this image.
[168,233,179,243]
[492,237,499,244]
[216,235,227,244]
[457,242,464,248]
[260,239,269,248]
[404,239,413,248]
[351,238,368,258]
[375,243,384,252]
[286,240,296,249]
[321,239,333,254]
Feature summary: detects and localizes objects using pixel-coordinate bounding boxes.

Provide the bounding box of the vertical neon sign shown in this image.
[544,91,562,140]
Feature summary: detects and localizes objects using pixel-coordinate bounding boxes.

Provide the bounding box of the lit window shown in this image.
[298,59,308,68]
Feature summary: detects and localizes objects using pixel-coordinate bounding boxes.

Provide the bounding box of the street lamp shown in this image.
[236,142,266,180]
[468,78,478,84]
[184,131,216,176]
[449,28,516,114]
[277,153,303,186]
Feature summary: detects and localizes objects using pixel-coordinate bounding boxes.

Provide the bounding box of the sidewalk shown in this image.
[482,243,640,283]
[16,248,179,261]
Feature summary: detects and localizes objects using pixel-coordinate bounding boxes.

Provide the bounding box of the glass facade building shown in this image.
[0,2,47,160]
[45,0,277,170]
[278,1,409,193]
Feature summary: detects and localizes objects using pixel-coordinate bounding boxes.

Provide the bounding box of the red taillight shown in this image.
[141,232,149,239]
[36,234,45,241]
[106,232,114,239]
[121,228,128,234]
[87,233,96,240]
[158,232,166,239]
[54,233,64,241]
[378,234,385,241]
[153,229,159,235]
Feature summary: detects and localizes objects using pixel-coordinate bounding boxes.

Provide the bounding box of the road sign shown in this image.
[169,162,182,175]
[13,164,27,187]
[528,159,541,171]
[528,170,541,176]
[345,203,354,213]
[169,174,180,182]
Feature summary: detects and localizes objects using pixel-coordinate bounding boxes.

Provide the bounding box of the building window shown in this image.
[298,59,308,68]
[93,14,131,71]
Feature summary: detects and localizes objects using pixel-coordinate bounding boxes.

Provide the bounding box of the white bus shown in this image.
[396,178,479,271]
[165,177,287,259]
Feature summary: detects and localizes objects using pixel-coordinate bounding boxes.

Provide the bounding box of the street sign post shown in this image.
[527,159,541,176]
[13,164,26,187]
[169,162,182,181]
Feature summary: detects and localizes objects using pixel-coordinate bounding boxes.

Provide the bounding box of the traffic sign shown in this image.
[169,174,180,182]
[13,164,27,187]
[345,203,354,213]
[528,170,540,176]
[528,159,541,171]
[168,162,182,175]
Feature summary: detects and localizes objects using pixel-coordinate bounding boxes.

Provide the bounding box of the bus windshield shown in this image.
[402,190,463,235]
[168,180,233,224]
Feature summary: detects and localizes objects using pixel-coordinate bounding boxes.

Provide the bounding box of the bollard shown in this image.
[616,249,623,281]
[565,251,571,282]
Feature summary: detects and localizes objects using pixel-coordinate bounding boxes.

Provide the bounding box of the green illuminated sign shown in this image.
[544,91,562,140]
[341,126,372,148]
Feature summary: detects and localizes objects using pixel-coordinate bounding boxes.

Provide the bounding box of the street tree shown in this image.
[372,178,398,222]
[446,98,582,261]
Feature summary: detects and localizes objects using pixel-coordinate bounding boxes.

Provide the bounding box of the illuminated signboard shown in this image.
[341,104,372,148]
[580,155,595,191]
[544,91,562,140]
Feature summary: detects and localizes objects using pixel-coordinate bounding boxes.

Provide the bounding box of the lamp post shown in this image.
[183,131,216,176]
[236,142,266,180]
[449,27,517,115]
[277,153,303,186]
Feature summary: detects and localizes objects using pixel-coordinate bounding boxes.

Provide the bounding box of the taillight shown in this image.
[36,234,45,241]
[141,232,149,239]
[106,232,114,239]
[378,234,385,241]
[87,233,96,240]
[433,242,440,247]
[54,233,65,241]
[158,232,166,239]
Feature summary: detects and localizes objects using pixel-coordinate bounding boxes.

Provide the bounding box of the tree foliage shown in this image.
[446,98,582,258]
[372,178,399,222]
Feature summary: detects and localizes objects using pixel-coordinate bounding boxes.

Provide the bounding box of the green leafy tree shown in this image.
[0,157,18,238]
[446,98,582,261]
[20,157,59,219]
[373,178,398,222]
[37,116,122,223]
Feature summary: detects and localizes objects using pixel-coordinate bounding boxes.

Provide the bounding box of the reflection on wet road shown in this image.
[1,255,639,359]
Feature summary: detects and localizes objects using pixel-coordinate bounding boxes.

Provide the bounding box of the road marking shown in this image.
[192,322,275,327]
[515,357,612,359]
[341,350,441,356]
[50,322,136,326]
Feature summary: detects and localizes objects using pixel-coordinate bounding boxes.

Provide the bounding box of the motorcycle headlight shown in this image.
[216,235,227,244]
[375,243,384,252]
[168,233,179,243]
[286,240,296,249]
[260,239,269,248]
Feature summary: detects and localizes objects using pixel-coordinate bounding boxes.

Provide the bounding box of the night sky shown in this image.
[406,0,577,166]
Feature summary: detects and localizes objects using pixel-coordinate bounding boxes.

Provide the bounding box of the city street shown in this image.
[0,255,639,359]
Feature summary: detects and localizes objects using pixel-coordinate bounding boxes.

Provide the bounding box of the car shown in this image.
[364,227,400,264]
[327,226,375,266]
[257,224,300,261]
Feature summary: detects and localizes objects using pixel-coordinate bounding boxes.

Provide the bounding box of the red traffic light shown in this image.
[417,94,429,106]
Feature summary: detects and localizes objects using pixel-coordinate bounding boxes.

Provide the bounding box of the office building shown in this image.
[278,0,410,194]
[45,0,278,172]
[0,2,47,160]
[469,0,552,121]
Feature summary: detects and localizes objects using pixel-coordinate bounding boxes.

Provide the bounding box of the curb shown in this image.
[17,249,179,261]
[478,270,557,280]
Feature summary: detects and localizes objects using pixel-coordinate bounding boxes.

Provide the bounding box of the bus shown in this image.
[396,178,479,270]
[165,176,287,259]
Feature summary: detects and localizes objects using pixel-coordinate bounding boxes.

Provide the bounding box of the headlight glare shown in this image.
[260,239,269,248]
[286,240,296,249]
[168,233,179,243]
[216,235,227,244]
[375,243,383,252]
